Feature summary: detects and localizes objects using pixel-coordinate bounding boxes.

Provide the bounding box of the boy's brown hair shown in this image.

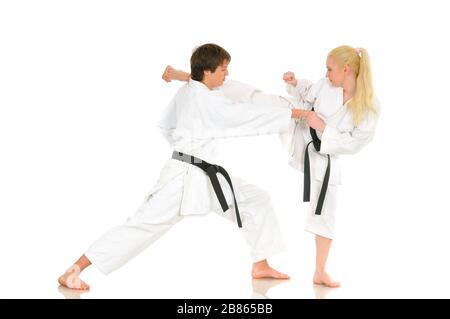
[190,43,231,81]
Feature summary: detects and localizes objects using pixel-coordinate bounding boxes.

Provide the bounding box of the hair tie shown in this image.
[355,47,362,56]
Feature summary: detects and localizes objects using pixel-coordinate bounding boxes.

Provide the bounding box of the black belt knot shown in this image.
[172,151,242,228]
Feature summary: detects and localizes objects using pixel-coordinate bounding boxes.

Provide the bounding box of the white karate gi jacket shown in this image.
[282,78,380,185]
[155,79,292,217]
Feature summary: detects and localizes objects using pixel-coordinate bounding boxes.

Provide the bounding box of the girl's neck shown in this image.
[342,76,356,104]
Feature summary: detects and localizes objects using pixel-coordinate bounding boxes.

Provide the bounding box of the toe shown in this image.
[277,273,290,279]
[328,282,340,288]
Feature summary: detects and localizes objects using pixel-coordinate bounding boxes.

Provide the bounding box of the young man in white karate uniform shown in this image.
[58,43,308,290]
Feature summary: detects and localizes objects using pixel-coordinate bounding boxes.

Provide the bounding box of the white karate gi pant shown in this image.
[85,176,285,275]
[304,179,338,240]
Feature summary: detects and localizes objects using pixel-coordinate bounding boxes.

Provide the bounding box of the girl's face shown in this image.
[326,55,345,87]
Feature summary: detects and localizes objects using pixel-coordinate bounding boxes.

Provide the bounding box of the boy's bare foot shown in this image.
[251,260,289,279]
[58,265,90,290]
[313,271,340,288]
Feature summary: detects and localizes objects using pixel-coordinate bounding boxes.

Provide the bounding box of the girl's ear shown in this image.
[343,64,350,74]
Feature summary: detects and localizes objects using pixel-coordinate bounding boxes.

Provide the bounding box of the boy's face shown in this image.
[326,55,345,87]
[203,60,229,88]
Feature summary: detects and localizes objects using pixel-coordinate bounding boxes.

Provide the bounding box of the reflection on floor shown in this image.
[313,284,333,299]
[58,285,89,299]
[251,278,287,298]
[57,278,337,299]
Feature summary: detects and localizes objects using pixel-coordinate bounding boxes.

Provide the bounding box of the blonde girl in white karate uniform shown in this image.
[282,46,380,287]
[164,45,379,288]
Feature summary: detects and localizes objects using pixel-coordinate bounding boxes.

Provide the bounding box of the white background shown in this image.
[1,0,449,299]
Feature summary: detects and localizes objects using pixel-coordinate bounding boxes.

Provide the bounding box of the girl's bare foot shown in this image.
[313,271,340,288]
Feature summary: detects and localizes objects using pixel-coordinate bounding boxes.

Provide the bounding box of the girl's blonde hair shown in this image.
[328,45,375,125]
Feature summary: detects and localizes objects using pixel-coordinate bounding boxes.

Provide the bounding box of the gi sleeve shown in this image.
[221,79,294,109]
[196,91,292,139]
[320,101,380,155]
[286,79,314,106]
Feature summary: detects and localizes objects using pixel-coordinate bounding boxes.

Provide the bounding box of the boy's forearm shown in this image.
[179,70,190,81]
[172,70,190,81]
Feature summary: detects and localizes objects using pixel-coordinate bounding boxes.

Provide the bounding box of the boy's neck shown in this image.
[201,80,214,90]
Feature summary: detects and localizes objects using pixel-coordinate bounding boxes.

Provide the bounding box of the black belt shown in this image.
[303,108,331,215]
[172,151,242,228]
